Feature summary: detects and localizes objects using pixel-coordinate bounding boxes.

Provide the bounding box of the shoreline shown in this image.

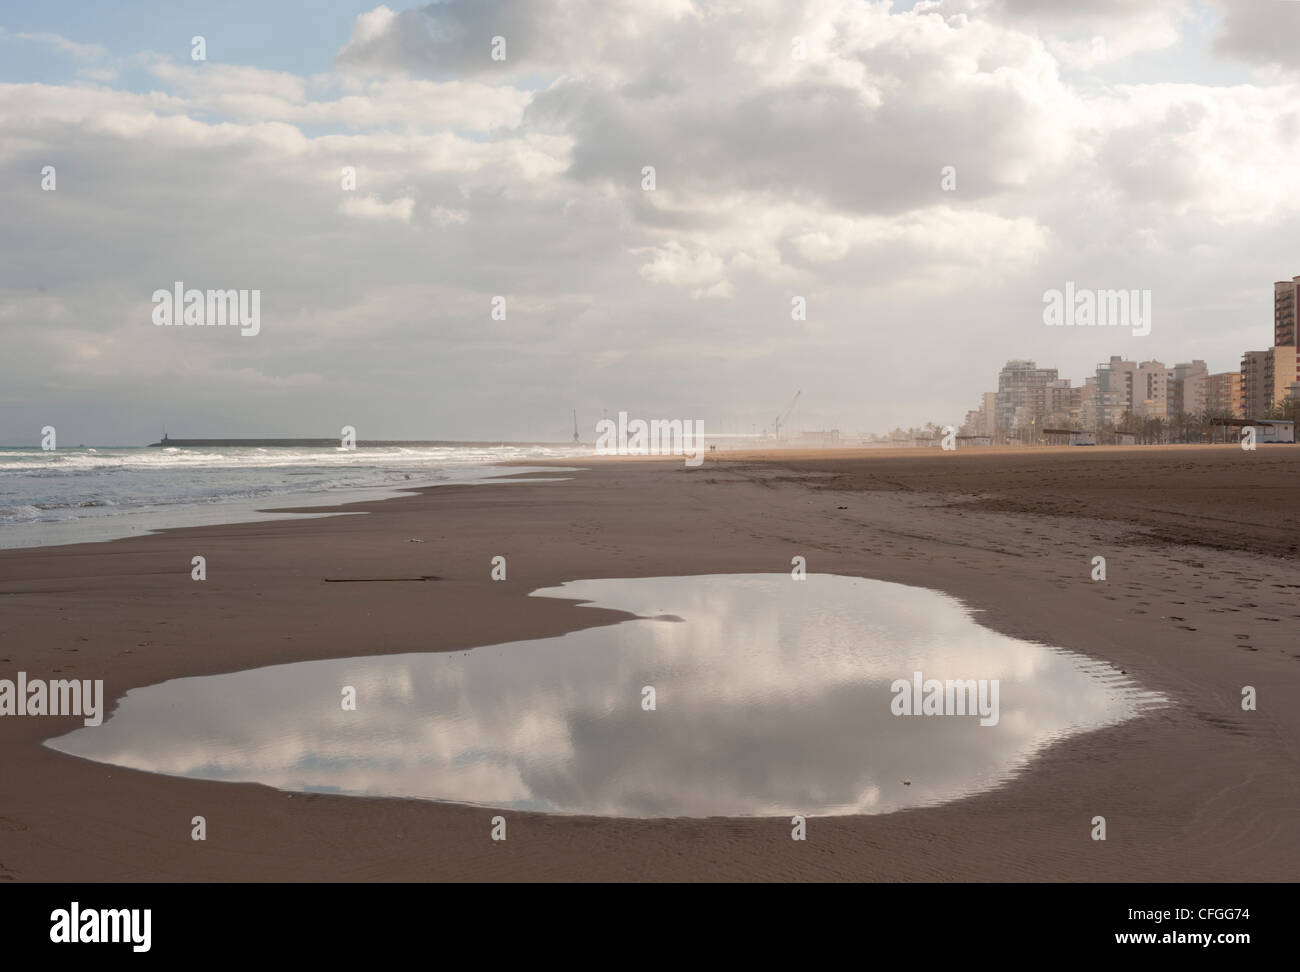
[0,462,579,552]
[2,448,1298,880]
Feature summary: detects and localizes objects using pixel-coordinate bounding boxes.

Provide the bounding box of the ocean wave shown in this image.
[0,445,583,534]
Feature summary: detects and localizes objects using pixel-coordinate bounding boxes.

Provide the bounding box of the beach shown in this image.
[1,445,1297,882]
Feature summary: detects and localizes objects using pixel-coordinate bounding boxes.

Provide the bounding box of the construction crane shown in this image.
[774,390,801,440]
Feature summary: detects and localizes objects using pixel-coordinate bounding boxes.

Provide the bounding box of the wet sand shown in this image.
[1,445,1297,881]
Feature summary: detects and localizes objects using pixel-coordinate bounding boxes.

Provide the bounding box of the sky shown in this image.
[3,0,1300,444]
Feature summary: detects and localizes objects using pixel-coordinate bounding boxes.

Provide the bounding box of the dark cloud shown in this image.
[1211,0,1300,69]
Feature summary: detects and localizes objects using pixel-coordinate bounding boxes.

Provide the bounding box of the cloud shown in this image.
[340,193,416,222]
[3,0,1300,442]
[1210,0,1300,71]
[430,204,468,226]
[336,0,701,79]
[148,60,529,130]
[0,27,108,61]
[635,241,732,298]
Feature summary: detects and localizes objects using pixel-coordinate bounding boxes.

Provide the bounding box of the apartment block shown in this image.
[1045,379,1082,425]
[995,360,1058,431]
[1134,360,1172,419]
[1205,372,1244,418]
[1275,277,1298,348]
[1078,377,1099,428]
[1241,346,1298,417]
[1093,356,1137,425]
[1274,278,1300,388]
[1171,360,1208,416]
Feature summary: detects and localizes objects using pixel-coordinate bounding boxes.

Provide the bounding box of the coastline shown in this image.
[1,448,1297,881]
[0,450,581,550]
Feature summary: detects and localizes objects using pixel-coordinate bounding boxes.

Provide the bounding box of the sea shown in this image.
[0,444,587,550]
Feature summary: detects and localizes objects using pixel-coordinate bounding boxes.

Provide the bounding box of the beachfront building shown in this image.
[982,392,997,435]
[1078,377,1100,428]
[1088,356,1173,422]
[1093,356,1137,425]
[1274,277,1300,389]
[1268,347,1298,411]
[1205,371,1245,418]
[1241,351,1268,417]
[1045,379,1082,427]
[994,360,1057,433]
[1134,360,1172,419]
[1256,420,1296,443]
[1275,277,1299,349]
[961,391,1000,439]
[1242,346,1298,417]
[1171,360,1208,416]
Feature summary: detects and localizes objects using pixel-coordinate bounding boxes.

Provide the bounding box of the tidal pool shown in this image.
[47,574,1164,818]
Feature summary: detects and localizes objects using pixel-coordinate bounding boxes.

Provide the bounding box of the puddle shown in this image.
[47,574,1164,818]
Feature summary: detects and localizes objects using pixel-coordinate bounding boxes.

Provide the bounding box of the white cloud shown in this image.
[3,0,1300,441]
[0,27,108,61]
[430,204,468,226]
[636,241,732,298]
[339,193,416,222]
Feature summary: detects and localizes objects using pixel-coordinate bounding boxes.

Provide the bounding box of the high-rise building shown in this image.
[1079,377,1099,428]
[1094,356,1137,425]
[1241,347,1298,417]
[1267,346,1298,413]
[1273,278,1300,389]
[981,392,997,436]
[1045,379,1081,425]
[1206,371,1244,418]
[960,391,1003,439]
[1089,357,1172,421]
[994,360,1057,431]
[1134,360,1172,419]
[1242,351,1269,417]
[1171,360,1208,416]
[1275,277,1298,348]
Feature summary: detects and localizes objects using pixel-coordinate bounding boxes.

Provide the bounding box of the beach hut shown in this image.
[1256,420,1295,444]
